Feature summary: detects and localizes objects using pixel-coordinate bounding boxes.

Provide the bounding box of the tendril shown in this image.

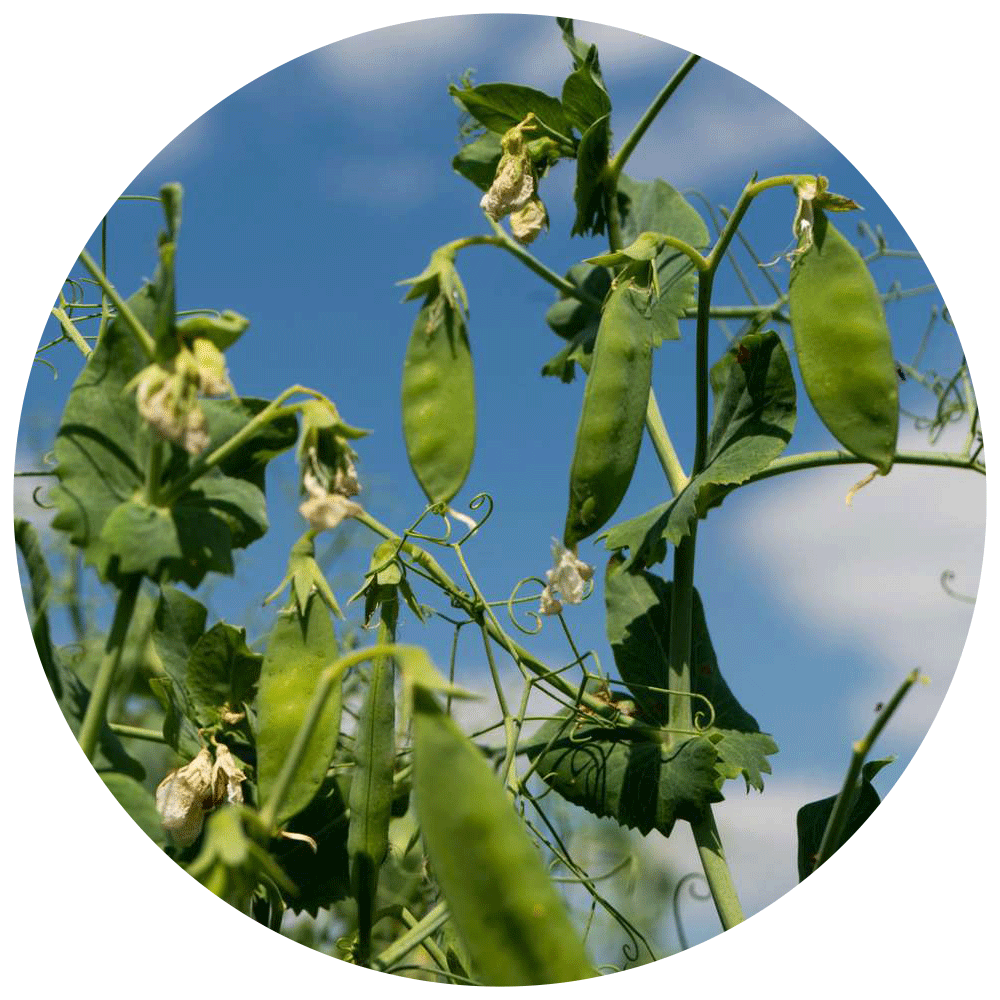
[452,491,493,545]
[940,570,976,605]
[507,576,547,634]
[32,485,55,509]
[32,356,58,379]
[672,872,710,952]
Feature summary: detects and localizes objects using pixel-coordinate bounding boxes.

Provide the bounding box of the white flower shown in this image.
[191,338,233,397]
[134,365,210,456]
[509,196,548,245]
[540,539,594,615]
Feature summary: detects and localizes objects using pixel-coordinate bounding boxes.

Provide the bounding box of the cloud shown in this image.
[718,425,985,744]
[309,16,491,94]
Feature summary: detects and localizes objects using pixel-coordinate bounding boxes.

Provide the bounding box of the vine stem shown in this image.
[744,448,985,486]
[372,900,449,971]
[606,54,701,185]
[690,809,745,930]
[160,386,322,503]
[77,575,142,761]
[50,306,93,357]
[78,249,156,357]
[813,669,923,871]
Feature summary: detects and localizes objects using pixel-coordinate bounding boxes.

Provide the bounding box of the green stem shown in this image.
[355,511,629,725]
[706,175,801,271]
[607,54,701,185]
[372,900,449,972]
[161,387,318,503]
[814,669,922,871]
[666,530,697,739]
[78,249,156,358]
[744,448,985,487]
[78,576,142,761]
[690,809,745,929]
[481,222,602,306]
[108,724,167,744]
[691,272,714,474]
[50,306,92,357]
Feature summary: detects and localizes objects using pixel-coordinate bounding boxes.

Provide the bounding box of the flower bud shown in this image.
[509,196,548,245]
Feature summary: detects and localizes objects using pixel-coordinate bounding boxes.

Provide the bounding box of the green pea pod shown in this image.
[255,594,342,828]
[564,281,653,547]
[412,687,598,985]
[788,208,898,473]
[347,612,397,965]
[401,299,476,505]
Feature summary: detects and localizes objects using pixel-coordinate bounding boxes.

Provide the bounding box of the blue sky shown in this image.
[12,12,987,959]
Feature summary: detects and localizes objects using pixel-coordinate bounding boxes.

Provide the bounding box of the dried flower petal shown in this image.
[539,585,562,616]
[212,745,247,805]
[155,747,216,847]
[544,539,594,607]
[509,196,548,245]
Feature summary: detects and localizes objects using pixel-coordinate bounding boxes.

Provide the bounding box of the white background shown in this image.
[2,2,994,996]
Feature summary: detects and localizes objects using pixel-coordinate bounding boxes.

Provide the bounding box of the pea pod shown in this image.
[564,280,653,547]
[401,300,476,505]
[788,208,898,473]
[347,611,397,965]
[255,593,342,828]
[412,687,597,985]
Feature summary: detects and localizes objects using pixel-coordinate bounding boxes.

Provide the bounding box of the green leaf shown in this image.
[614,174,709,341]
[571,114,611,236]
[449,82,571,140]
[604,558,777,791]
[529,718,724,837]
[148,675,202,758]
[49,288,292,587]
[176,310,250,351]
[272,774,351,915]
[604,330,797,567]
[796,757,895,881]
[101,772,167,848]
[556,18,605,80]
[452,131,504,192]
[186,623,263,725]
[561,50,610,135]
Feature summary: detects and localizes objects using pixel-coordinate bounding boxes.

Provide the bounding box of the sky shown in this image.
[7,4,992,988]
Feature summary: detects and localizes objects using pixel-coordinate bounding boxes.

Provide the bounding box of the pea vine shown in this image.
[15,17,983,985]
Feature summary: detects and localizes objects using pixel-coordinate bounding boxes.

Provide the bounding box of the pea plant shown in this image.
[16,18,984,986]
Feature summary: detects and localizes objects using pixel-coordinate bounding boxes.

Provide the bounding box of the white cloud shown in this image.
[309,16,490,94]
[719,425,985,744]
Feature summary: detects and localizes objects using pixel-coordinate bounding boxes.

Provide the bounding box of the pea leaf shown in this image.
[101,772,167,848]
[449,82,571,140]
[49,285,295,587]
[605,558,777,791]
[556,18,606,83]
[604,330,796,567]
[614,174,709,342]
[561,32,610,135]
[452,131,503,192]
[571,114,611,236]
[528,720,724,837]
[273,774,351,915]
[186,623,263,725]
[796,757,895,881]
